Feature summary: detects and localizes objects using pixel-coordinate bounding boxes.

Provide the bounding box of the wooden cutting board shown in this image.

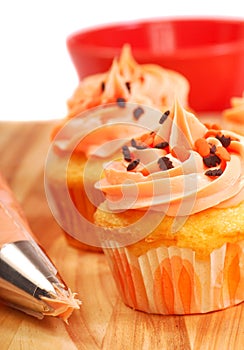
[0,120,243,350]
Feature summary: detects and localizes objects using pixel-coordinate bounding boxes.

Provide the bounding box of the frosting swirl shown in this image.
[96,101,244,216]
[66,44,190,119]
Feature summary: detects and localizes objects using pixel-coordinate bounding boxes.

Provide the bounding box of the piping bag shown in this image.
[0,172,81,322]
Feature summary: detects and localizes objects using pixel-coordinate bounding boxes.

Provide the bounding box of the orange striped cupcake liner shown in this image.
[103,241,244,314]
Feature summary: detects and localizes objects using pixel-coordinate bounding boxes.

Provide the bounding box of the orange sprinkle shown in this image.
[204,122,221,130]
[215,146,231,161]
[195,138,210,157]
[141,167,150,176]
[135,132,156,147]
[210,123,221,130]
[139,133,149,142]
[204,123,211,129]
[204,129,222,138]
[144,135,154,146]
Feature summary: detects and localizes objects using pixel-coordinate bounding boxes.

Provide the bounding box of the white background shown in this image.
[0,0,243,121]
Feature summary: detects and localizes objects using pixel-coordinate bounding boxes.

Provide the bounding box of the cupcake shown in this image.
[223,91,244,134]
[49,44,190,251]
[94,100,244,314]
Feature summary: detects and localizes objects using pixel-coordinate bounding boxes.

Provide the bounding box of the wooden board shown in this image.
[0,120,243,350]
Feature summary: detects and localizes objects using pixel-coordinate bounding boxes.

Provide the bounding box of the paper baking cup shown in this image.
[102,241,244,314]
[46,178,103,251]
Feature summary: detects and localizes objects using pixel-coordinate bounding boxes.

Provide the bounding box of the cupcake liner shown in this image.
[102,240,244,314]
[46,176,103,251]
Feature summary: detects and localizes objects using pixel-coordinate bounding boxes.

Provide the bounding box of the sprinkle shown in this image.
[215,134,231,148]
[122,145,132,162]
[131,138,148,149]
[159,110,170,124]
[101,81,105,92]
[204,123,221,130]
[195,138,210,157]
[215,146,231,162]
[125,81,131,93]
[203,154,221,168]
[211,123,222,130]
[158,156,174,170]
[127,159,140,171]
[204,130,221,138]
[116,97,126,108]
[205,168,223,177]
[133,106,145,120]
[210,144,217,154]
[154,141,169,149]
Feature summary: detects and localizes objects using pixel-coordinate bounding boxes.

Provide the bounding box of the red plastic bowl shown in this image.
[66,17,244,112]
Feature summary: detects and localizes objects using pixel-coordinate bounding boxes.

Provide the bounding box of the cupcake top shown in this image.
[223,91,244,125]
[96,101,244,217]
[66,44,190,119]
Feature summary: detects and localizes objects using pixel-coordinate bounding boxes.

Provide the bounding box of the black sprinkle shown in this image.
[154,141,169,149]
[210,144,217,154]
[203,154,221,168]
[127,159,140,171]
[133,106,145,120]
[101,81,105,92]
[205,168,223,177]
[159,110,170,124]
[131,138,148,149]
[157,156,174,170]
[125,81,131,93]
[116,97,126,108]
[122,145,132,162]
[215,134,231,148]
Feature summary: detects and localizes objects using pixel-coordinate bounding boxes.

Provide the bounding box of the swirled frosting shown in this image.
[66,44,190,119]
[96,101,244,216]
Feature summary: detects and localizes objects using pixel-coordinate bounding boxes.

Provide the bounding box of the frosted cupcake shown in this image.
[49,44,190,251]
[223,91,244,134]
[94,100,244,314]
[65,44,190,120]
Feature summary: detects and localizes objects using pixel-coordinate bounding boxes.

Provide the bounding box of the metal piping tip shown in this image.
[0,240,81,322]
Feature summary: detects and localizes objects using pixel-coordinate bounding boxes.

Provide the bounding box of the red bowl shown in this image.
[66,17,244,112]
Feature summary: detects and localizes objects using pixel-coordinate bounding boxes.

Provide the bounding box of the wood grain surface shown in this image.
[0,120,243,350]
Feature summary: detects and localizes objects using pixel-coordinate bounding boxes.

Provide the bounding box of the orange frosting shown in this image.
[41,286,81,323]
[96,100,244,216]
[66,44,190,119]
